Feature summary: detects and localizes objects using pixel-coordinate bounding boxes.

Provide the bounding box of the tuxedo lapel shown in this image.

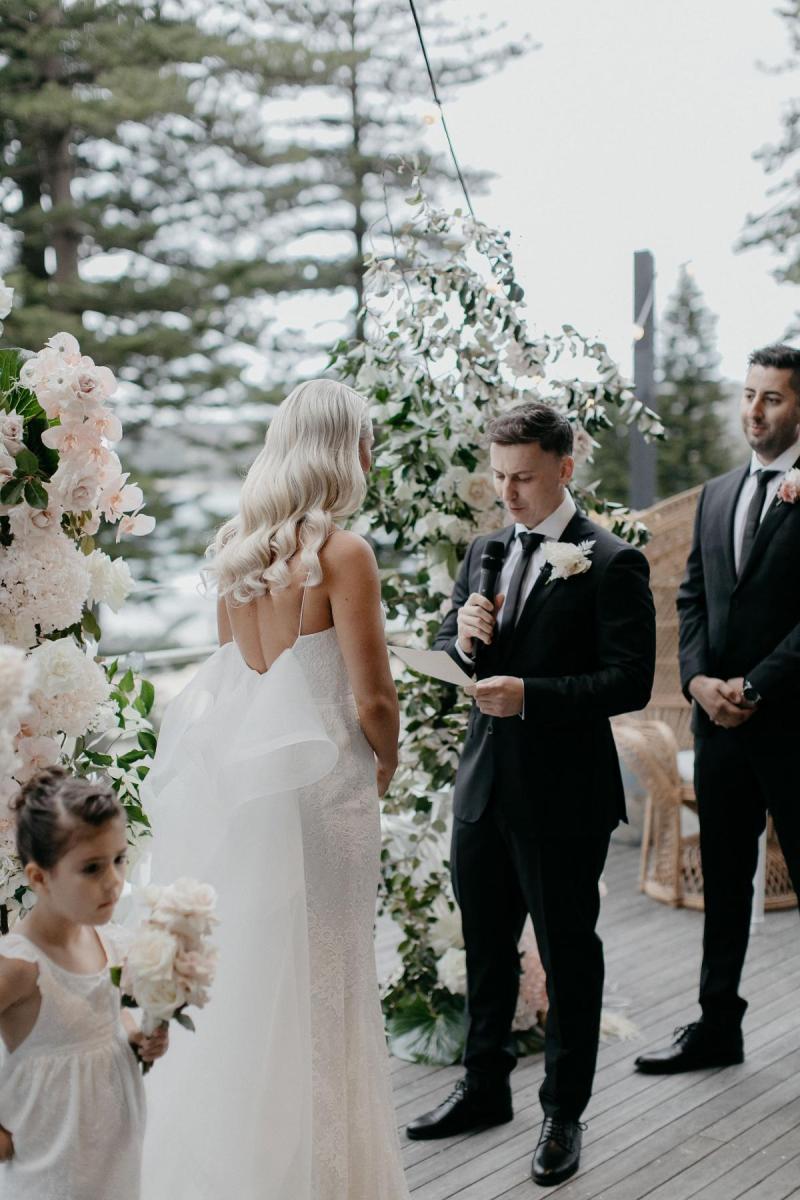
[502,511,589,663]
[734,455,800,590]
[719,465,750,589]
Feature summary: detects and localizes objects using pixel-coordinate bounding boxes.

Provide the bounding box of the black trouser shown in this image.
[450,798,610,1121]
[695,731,800,1027]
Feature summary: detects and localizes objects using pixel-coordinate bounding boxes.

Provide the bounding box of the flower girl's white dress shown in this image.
[0,926,145,1200]
[141,600,410,1199]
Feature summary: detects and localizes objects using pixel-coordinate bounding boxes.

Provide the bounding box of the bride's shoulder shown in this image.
[321,528,377,571]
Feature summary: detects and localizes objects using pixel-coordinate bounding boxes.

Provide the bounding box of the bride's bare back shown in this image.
[216,529,399,795]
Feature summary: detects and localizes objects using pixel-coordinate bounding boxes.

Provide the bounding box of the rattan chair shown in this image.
[613,487,796,911]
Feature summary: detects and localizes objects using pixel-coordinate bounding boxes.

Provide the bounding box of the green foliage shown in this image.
[330,175,658,1036]
[385,990,466,1066]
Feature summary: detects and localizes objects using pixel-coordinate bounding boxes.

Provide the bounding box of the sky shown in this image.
[420,0,797,385]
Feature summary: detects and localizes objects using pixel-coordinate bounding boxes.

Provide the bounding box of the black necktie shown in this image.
[738,469,779,577]
[497,531,545,649]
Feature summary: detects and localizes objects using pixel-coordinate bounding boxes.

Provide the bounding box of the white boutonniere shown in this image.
[541,538,595,582]
[777,467,800,505]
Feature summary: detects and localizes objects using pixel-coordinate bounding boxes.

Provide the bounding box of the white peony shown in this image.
[30,636,87,697]
[86,550,135,612]
[436,946,467,996]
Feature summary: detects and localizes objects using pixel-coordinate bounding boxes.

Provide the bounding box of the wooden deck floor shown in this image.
[387,839,800,1200]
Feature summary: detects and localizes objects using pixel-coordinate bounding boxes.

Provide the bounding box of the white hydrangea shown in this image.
[0,645,37,731]
[0,525,91,647]
[29,638,112,737]
[86,549,135,613]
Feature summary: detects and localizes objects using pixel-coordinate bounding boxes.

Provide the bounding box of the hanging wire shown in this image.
[407,0,476,219]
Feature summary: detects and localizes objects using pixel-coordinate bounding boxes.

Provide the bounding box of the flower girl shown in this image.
[0,766,168,1199]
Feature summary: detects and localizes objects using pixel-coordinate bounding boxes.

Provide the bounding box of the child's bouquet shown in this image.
[112,877,218,1071]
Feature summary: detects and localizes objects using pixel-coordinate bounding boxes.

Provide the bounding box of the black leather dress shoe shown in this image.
[531,1116,583,1187]
[634,1021,744,1074]
[406,1078,513,1140]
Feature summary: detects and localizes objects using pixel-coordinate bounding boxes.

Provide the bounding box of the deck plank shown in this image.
[386,839,800,1199]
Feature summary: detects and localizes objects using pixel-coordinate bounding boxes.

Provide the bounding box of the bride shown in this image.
[140,380,410,1199]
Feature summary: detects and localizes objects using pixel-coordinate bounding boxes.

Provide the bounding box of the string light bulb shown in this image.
[632,324,646,341]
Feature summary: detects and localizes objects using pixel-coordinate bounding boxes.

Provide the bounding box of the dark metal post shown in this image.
[629,250,657,509]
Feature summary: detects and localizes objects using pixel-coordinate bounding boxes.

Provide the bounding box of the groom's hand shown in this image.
[472,675,524,717]
[457,593,505,655]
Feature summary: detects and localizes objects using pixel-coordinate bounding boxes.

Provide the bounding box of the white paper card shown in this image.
[388,645,474,687]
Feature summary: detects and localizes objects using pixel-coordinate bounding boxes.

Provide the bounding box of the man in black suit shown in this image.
[406,403,656,1186]
[635,343,800,1077]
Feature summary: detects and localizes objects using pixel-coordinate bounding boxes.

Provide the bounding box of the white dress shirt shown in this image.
[732,437,800,573]
[497,490,577,627]
[457,491,577,718]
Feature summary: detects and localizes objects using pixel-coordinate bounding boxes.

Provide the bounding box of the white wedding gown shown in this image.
[139,610,410,1200]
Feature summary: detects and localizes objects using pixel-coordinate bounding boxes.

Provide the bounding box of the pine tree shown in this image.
[739,1,800,332]
[0,0,528,586]
[0,0,341,415]
[655,267,733,495]
[591,266,732,504]
[253,0,529,341]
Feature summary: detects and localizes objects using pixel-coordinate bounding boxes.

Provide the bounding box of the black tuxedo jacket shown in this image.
[434,511,656,837]
[678,458,800,742]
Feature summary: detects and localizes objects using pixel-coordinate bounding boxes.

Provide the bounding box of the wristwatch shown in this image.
[742,679,762,707]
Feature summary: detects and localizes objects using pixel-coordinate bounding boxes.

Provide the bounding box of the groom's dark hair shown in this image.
[486,402,573,457]
[748,343,800,402]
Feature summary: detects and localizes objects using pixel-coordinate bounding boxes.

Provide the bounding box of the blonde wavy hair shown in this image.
[207,379,372,604]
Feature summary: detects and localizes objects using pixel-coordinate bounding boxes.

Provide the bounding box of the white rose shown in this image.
[149,877,218,939]
[1,413,24,455]
[137,977,183,1030]
[456,473,497,511]
[86,550,134,612]
[436,946,467,996]
[122,927,178,993]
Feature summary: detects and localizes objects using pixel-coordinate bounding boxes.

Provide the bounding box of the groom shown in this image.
[407,404,656,1186]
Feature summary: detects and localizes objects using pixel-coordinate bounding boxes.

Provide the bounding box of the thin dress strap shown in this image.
[296,570,312,642]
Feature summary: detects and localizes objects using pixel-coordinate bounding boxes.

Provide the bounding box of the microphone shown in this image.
[473,540,505,672]
[478,540,505,603]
